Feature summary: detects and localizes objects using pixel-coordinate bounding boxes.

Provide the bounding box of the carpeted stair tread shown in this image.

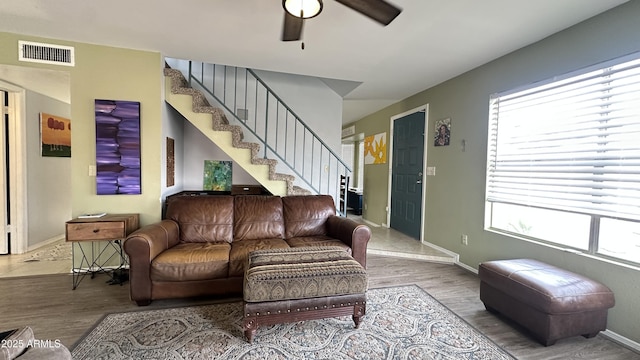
[291,186,313,195]
[271,172,295,182]
[234,142,261,158]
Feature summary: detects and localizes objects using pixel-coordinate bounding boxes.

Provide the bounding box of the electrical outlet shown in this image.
[88,165,96,177]
[461,234,468,245]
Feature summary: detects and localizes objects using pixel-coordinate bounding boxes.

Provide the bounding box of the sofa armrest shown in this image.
[0,326,33,360]
[123,219,179,305]
[0,326,71,360]
[326,216,371,268]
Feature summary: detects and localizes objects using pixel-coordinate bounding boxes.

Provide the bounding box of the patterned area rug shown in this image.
[72,285,514,359]
[23,240,72,262]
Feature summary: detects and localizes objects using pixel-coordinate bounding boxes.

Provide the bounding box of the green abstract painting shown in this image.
[203,160,232,191]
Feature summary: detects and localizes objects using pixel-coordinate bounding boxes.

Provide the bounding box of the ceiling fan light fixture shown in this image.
[283,0,323,19]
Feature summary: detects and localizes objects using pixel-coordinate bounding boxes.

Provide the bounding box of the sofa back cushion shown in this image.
[165,195,234,243]
[283,195,336,239]
[234,195,285,241]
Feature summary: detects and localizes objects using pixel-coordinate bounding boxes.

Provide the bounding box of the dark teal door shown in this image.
[390,111,425,240]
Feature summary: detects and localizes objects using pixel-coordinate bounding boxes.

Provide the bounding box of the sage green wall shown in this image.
[350,2,640,343]
[1,32,163,226]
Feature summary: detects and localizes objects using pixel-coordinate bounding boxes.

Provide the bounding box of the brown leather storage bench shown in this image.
[478,258,615,346]
[243,247,368,343]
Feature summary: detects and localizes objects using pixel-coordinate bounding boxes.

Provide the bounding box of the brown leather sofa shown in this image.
[123,194,371,306]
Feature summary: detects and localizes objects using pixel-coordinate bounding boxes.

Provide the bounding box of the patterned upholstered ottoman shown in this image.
[243,247,368,343]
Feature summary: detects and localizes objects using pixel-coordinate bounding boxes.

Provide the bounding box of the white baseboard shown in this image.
[367,248,455,264]
[455,260,478,274]
[70,265,129,274]
[361,218,381,228]
[26,234,65,253]
[601,330,640,354]
[419,240,477,273]
[420,239,460,263]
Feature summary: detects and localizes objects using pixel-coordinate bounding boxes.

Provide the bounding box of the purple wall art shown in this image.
[95,99,141,195]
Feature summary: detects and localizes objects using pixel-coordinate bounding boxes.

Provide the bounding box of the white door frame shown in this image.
[386,104,429,242]
[0,80,28,254]
[0,90,6,254]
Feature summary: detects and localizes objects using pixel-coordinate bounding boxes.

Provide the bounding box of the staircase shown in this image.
[163,61,351,206]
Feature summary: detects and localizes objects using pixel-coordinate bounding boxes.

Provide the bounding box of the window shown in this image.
[486,52,640,265]
[340,139,365,190]
[341,143,354,171]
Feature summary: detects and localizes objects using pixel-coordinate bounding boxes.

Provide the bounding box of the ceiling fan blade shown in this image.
[335,0,402,26]
[282,11,304,41]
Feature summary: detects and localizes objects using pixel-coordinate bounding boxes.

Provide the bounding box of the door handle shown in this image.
[416,171,423,184]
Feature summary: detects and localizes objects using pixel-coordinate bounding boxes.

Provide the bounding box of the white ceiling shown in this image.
[0,0,628,124]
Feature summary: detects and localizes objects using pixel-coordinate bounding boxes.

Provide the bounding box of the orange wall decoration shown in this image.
[364,132,386,164]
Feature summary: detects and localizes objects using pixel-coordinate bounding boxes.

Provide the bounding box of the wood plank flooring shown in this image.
[0,254,638,359]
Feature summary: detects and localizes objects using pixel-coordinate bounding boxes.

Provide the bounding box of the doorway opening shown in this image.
[0,82,27,255]
[387,105,428,241]
[1,90,9,254]
[341,132,365,218]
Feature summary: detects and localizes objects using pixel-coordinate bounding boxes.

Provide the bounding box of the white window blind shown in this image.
[487,55,640,221]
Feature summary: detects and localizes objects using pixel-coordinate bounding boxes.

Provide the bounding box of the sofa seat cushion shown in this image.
[286,236,352,255]
[229,239,290,277]
[151,242,230,281]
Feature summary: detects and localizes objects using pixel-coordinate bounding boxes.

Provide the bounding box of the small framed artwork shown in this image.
[203,160,232,191]
[434,118,451,147]
[40,113,71,157]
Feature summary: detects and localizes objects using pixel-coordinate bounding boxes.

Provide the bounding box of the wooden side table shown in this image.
[65,213,139,289]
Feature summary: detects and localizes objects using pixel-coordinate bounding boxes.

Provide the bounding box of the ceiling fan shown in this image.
[281,0,402,42]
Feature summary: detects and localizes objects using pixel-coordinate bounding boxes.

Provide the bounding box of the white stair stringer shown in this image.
[164,68,311,196]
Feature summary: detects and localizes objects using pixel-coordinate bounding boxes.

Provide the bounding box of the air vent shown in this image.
[341,125,355,138]
[18,41,75,66]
